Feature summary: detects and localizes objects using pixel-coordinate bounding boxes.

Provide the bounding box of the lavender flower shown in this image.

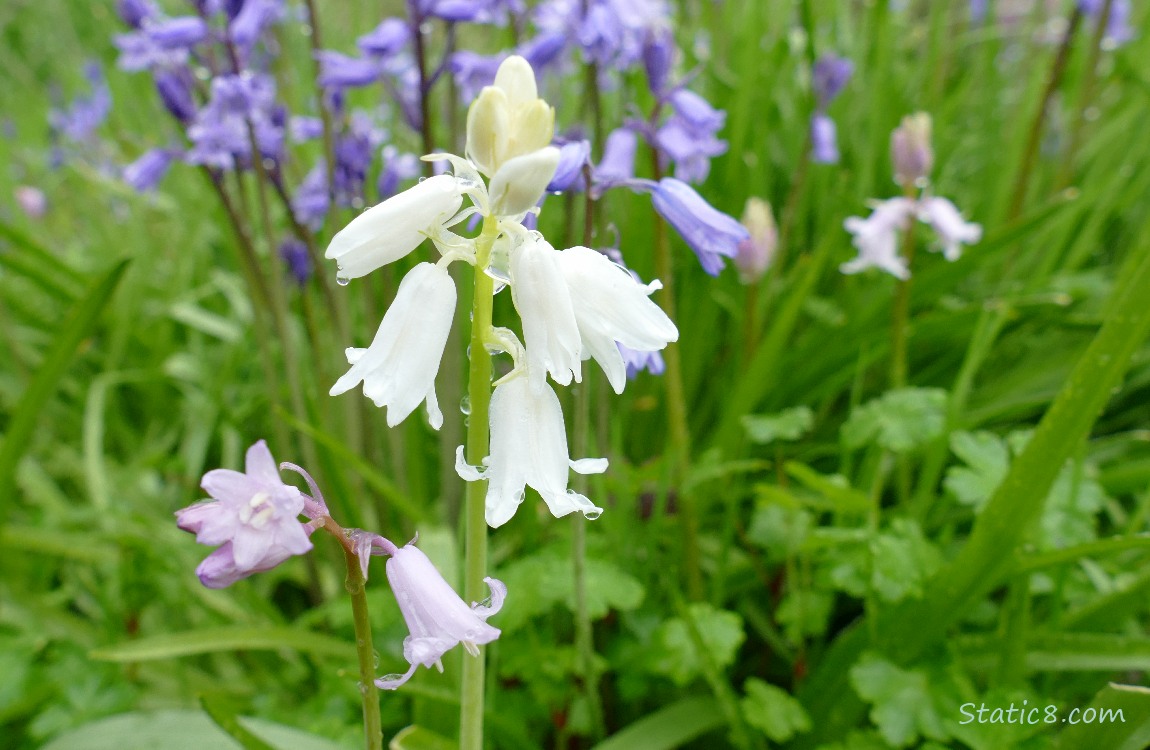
[176,440,313,589]
[841,198,915,280]
[316,51,383,91]
[650,178,747,276]
[917,197,982,261]
[376,542,506,690]
[229,0,283,50]
[49,62,111,144]
[292,165,330,230]
[642,27,675,95]
[811,113,840,164]
[123,148,176,192]
[186,73,284,169]
[812,55,853,108]
[891,112,933,187]
[1079,0,1134,45]
[377,146,422,199]
[656,89,727,183]
[620,344,664,378]
[547,139,592,193]
[117,0,158,28]
[593,127,637,192]
[280,239,312,286]
[449,51,503,103]
[358,18,411,58]
[153,69,196,123]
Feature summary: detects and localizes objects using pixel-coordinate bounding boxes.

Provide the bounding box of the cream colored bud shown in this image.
[508,100,556,161]
[734,197,777,284]
[466,86,511,177]
[891,112,933,187]
[488,147,560,217]
[493,55,538,108]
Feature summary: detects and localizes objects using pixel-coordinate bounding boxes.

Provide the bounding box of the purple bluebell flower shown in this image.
[1079,0,1134,44]
[279,239,313,286]
[15,186,47,219]
[293,165,330,230]
[316,51,382,90]
[668,89,725,132]
[655,115,727,183]
[123,148,176,192]
[153,69,196,123]
[449,50,503,103]
[642,27,675,95]
[117,0,158,28]
[377,146,421,199]
[650,178,747,276]
[175,440,313,589]
[519,31,568,72]
[229,0,283,49]
[289,115,324,142]
[49,62,111,144]
[357,18,410,58]
[334,112,386,206]
[376,541,506,690]
[186,73,284,169]
[620,343,665,378]
[547,140,592,193]
[594,127,637,191]
[538,0,669,71]
[148,16,209,48]
[115,16,207,71]
[812,55,853,108]
[969,0,989,23]
[810,112,840,164]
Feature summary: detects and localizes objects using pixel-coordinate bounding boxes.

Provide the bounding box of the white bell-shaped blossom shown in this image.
[488,146,560,217]
[841,197,915,280]
[456,375,607,528]
[917,196,981,261]
[465,55,555,177]
[324,174,462,280]
[329,262,456,429]
[555,246,679,394]
[509,234,582,389]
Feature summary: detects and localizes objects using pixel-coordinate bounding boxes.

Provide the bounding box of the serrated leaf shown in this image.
[850,654,946,748]
[943,431,1010,508]
[741,678,811,742]
[496,549,644,631]
[747,503,811,558]
[743,406,814,444]
[870,519,942,604]
[775,589,833,642]
[842,388,947,452]
[647,604,744,687]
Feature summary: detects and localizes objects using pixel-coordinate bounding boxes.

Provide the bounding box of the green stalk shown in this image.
[343,545,383,750]
[459,215,499,750]
[1057,0,1113,189]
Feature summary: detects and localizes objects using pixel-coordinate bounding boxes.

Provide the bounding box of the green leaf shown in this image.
[647,604,744,687]
[849,654,946,748]
[390,725,457,750]
[0,220,84,300]
[0,259,130,513]
[199,695,276,750]
[869,519,941,604]
[842,388,947,452]
[747,503,811,558]
[741,678,811,742]
[89,627,354,662]
[742,406,814,444]
[943,431,1010,509]
[40,710,344,750]
[775,589,833,642]
[1056,683,1150,750]
[590,697,724,750]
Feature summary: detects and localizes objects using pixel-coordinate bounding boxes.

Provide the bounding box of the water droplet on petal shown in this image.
[584,509,602,521]
[373,650,381,669]
[418,176,427,183]
[460,396,471,415]
[336,274,350,286]
[357,681,368,695]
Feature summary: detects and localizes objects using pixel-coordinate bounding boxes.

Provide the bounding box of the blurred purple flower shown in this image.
[124,148,176,191]
[449,50,502,103]
[536,0,670,71]
[175,440,313,589]
[620,343,665,378]
[519,32,568,72]
[1079,0,1134,44]
[316,51,382,91]
[655,115,727,183]
[49,62,111,144]
[229,0,283,49]
[812,54,853,107]
[154,69,196,123]
[358,18,411,58]
[334,112,386,205]
[376,542,505,690]
[186,73,283,169]
[280,238,312,285]
[810,113,840,164]
[293,165,330,230]
[547,140,591,193]
[117,0,158,28]
[594,127,637,191]
[378,145,421,199]
[642,27,675,95]
[289,115,324,142]
[650,177,747,276]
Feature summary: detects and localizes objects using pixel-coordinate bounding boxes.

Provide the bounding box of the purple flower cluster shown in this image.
[810,54,853,165]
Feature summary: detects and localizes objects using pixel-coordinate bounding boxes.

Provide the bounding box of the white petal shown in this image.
[537,488,603,520]
[579,325,627,394]
[493,55,538,108]
[570,457,608,474]
[329,263,456,429]
[471,576,507,618]
[325,175,462,279]
[455,445,485,482]
[510,236,581,389]
[464,88,509,178]
[488,147,560,217]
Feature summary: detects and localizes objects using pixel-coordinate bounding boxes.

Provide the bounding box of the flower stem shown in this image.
[460,215,499,750]
[343,545,383,750]
[650,156,703,601]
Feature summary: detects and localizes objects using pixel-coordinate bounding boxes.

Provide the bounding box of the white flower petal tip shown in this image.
[917,196,981,261]
[570,457,609,474]
[324,175,463,280]
[375,664,418,691]
[488,147,561,217]
[471,576,507,617]
[509,235,582,389]
[455,445,485,482]
[329,263,456,429]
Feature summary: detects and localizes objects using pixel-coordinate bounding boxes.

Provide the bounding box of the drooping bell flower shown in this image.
[841,197,915,280]
[650,177,748,276]
[377,542,506,690]
[176,440,313,589]
[323,174,463,280]
[917,197,982,261]
[329,262,456,429]
[456,375,607,527]
[509,234,583,390]
[555,246,678,394]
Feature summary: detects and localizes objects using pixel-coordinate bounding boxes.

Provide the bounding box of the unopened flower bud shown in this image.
[891,112,933,187]
[487,146,560,217]
[734,198,777,284]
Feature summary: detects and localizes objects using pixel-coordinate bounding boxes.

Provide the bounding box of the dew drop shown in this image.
[553,190,564,197]
[418,176,427,183]
[373,650,381,669]
[336,275,350,286]
[460,396,471,415]
[584,509,603,521]
[357,681,369,695]
[477,595,493,609]
[380,673,405,683]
